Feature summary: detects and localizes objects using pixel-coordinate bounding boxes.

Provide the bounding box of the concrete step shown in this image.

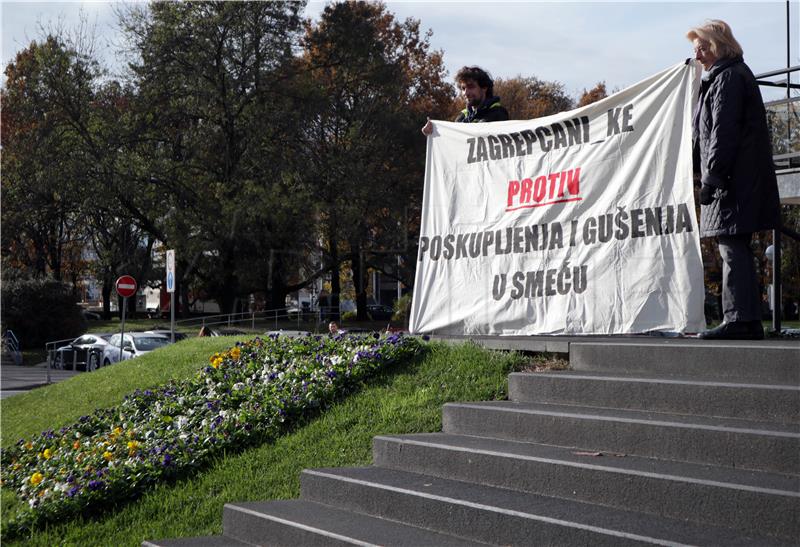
[508,371,800,424]
[300,466,790,546]
[143,536,251,547]
[569,340,800,383]
[222,499,489,546]
[442,401,800,474]
[372,433,800,540]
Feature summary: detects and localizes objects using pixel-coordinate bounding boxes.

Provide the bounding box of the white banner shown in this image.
[410,62,705,335]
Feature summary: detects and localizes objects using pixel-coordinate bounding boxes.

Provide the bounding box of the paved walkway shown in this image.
[1,363,82,400]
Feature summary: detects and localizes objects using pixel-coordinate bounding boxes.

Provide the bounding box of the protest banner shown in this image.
[410,61,706,335]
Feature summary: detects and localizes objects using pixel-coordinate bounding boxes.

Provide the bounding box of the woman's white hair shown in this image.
[686,19,743,59]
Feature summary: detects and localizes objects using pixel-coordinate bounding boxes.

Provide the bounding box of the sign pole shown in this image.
[166,250,176,343]
[170,292,175,343]
[120,296,127,361]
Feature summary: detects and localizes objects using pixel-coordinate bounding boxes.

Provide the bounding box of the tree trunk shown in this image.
[329,230,341,322]
[351,244,369,321]
[102,275,113,320]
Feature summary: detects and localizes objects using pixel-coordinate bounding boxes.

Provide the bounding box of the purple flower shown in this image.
[88,480,104,491]
[67,486,80,498]
[162,454,173,466]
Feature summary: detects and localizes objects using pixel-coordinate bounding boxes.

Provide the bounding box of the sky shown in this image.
[1,1,797,102]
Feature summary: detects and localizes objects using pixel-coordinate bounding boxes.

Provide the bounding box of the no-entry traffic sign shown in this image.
[115,275,138,298]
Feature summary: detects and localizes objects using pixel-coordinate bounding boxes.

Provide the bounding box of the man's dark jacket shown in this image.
[693,56,780,237]
[455,96,509,123]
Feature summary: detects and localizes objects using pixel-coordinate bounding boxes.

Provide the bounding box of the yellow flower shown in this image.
[230,347,241,360]
[73,441,81,450]
[114,426,123,435]
[24,441,33,451]
[209,353,220,364]
[211,356,223,369]
[30,472,44,486]
[103,451,113,461]
[127,440,140,456]
[42,449,53,460]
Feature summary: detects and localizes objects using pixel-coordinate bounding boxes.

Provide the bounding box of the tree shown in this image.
[493,76,574,120]
[578,81,608,107]
[299,0,452,319]
[120,0,309,314]
[1,37,97,286]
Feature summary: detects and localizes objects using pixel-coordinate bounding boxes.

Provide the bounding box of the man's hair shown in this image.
[456,66,494,97]
[686,19,743,60]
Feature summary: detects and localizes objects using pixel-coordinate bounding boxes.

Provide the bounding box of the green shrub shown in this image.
[392,293,412,322]
[0,274,86,349]
[341,310,357,322]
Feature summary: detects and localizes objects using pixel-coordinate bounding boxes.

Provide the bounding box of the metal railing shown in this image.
[44,337,96,381]
[756,65,799,333]
[173,306,340,333]
[3,329,20,353]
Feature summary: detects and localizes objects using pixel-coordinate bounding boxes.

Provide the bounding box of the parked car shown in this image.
[197,327,246,337]
[102,332,171,365]
[53,333,112,372]
[144,329,188,342]
[367,304,394,321]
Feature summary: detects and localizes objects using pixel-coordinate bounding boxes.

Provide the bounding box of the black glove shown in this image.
[699,184,714,206]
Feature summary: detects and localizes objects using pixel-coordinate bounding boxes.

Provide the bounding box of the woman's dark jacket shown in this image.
[455,96,509,123]
[693,56,780,237]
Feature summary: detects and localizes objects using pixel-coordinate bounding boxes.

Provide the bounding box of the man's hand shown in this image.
[699,184,714,205]
[421,118,433,136]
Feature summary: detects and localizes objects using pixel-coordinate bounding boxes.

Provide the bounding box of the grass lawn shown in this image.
[1,337,536,546]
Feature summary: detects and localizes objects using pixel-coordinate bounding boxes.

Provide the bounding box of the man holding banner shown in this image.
[422,66,509,136]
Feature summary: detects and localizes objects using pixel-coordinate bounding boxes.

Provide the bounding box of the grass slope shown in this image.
[2,339,528,546]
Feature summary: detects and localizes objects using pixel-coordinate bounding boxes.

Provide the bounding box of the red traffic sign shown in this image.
[115,275,138,298]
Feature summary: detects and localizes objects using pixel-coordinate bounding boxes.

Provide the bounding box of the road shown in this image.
[1,363,82,400]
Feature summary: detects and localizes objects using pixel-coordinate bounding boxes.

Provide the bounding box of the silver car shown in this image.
[102,333,171,365]
[53,333,112,372]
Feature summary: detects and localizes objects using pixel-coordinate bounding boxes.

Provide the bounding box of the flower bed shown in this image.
[1,332,422,536]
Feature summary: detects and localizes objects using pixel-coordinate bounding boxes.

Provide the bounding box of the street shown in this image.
[1,363,81,399]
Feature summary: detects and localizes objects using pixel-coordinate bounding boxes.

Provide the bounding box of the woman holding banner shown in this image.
[688,20,780,340]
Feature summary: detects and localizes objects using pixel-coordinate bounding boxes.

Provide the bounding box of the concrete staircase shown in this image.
[145,340,800,546]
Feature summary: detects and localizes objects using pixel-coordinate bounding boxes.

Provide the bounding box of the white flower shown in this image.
[232,383,245,391]
[176,416,189,430]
